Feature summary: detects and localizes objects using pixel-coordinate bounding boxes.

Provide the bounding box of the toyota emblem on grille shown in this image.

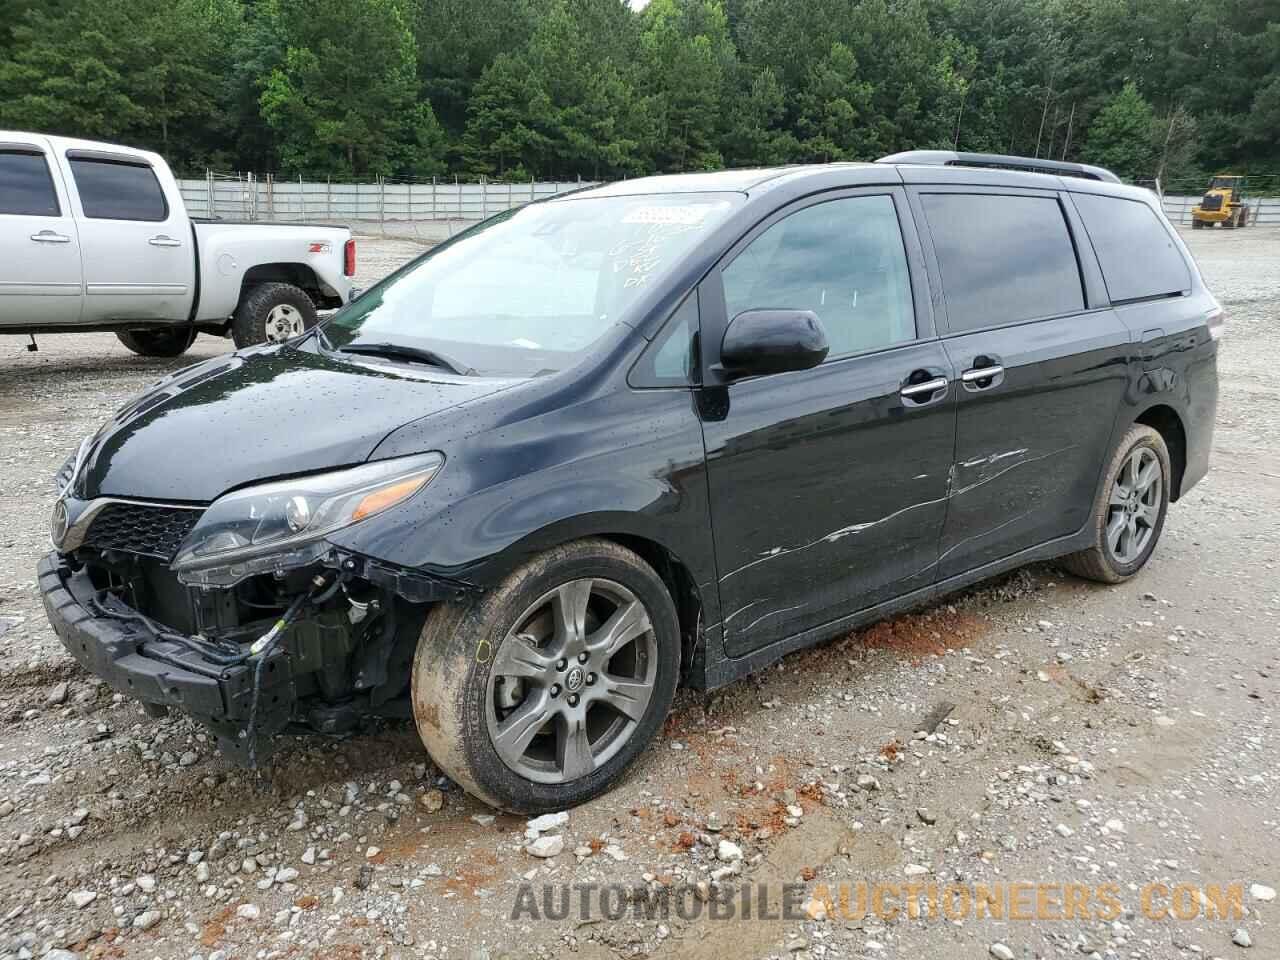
[50,499,70,549]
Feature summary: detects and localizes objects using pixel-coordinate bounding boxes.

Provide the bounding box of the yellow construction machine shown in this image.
[1191,175,1250,229]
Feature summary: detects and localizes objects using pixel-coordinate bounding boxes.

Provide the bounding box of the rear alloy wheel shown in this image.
[232,281,317,348]
[116,327,197,358]
[1061,424,1171,583]
[412,538,679,812]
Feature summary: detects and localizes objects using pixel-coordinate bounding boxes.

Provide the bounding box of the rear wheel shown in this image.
[411,538,680,813]
[115,327,197,358]
[231,282,317,348]
[1061,424,1170,583]
[1191,218,1204,230]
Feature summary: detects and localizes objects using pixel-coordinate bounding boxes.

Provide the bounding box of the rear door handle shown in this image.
[961,363,1005,390]
[148,235,181,247]
[30,230,71,244]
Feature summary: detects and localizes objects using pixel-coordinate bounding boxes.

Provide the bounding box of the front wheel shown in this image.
[231,282,317,348]
[1061,424,1171,583]
[412,538,680,813]
[116,327,197,358]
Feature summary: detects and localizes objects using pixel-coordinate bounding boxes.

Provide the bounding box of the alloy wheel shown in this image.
[1106,447,1162,564]
[485,578,657,784]
[265,303,306,342]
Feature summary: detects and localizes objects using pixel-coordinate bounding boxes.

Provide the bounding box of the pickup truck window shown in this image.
[68,157,168,222]
[0,151,60,217]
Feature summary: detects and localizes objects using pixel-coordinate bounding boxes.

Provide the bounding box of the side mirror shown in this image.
[719,309,829,379]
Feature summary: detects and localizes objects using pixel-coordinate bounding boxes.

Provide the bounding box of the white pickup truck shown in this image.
[0,132,355,356]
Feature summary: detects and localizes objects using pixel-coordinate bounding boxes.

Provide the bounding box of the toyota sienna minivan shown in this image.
[42,151,1220,812]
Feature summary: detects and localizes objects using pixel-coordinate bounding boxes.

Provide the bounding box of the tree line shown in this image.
[1,0,1276,185]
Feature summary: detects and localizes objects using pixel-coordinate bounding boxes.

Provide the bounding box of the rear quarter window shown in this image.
[0,151,60,216]
[921,193,1084,333]
[1071,193,1191,304]
[69,158,168,221]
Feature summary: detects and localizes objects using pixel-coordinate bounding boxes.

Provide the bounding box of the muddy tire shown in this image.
[116,327,197,358]
[411,538,680,813]
[1191,218,1204,230]
[1061,424,1171,584]
[231,282,317,348]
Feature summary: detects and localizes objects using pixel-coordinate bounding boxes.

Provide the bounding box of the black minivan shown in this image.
[42,151,1220,812]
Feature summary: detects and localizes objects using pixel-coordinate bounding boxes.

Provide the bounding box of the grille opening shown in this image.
[82,502,203,561]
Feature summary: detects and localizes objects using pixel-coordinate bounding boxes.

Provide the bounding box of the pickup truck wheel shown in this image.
[232,282,317,348]
[411,538,680,813]
[115,328,197,358]
[1061,424,1170,584]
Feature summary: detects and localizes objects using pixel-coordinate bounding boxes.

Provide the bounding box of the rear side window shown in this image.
[69,158,168,221]
[0,151,60,216]
[1072,193,1190,304]
[922,193,1084,332]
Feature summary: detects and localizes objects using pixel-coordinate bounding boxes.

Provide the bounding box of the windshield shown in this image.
[323,192,741,377]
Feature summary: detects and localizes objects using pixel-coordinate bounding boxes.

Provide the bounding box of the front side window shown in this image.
[921,193,1084,332]
[69,158,168,221]
[0,151,60,216]
[721,194,915,359]
[325,193,740,377]
[630,293,700,387]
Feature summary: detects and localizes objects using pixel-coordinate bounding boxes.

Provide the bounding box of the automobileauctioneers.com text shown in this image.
[511,880,1245,923]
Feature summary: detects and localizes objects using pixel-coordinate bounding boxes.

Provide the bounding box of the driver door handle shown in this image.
[900,375,949,405]
[148,235,182,247]
[30,230,71,244]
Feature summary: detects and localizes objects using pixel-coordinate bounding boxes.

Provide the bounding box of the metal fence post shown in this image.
[481,176,488,220]
[379,176,386,235]
[327,177,332,223]
[530,177,535,204]
[432,176,437,222]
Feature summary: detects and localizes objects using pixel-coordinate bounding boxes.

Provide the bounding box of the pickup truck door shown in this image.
[0,136,84,326]
[56,148,196,325]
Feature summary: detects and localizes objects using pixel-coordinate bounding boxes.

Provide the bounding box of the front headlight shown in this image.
[55,437,94,496]
[171,452,443,585]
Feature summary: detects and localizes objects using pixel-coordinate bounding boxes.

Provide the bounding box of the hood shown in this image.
[79,345,514,502]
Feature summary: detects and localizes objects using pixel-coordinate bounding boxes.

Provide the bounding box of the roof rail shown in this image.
[876,150,1121,184]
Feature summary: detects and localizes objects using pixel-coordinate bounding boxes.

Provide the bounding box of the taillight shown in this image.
[343,239,357,277]
[1207,304,1226,341]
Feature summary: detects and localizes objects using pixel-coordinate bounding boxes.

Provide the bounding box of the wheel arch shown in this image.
[1133,403,1188,500]
[458,515,712,688]
[240,263,325,304]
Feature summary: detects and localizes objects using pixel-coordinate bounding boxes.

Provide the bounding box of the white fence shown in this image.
[1162,194,1280,226]
[178,174,1280,229]
[177,173,600,224]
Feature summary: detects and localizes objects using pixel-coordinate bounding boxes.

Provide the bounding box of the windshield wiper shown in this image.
[337,342,476,376]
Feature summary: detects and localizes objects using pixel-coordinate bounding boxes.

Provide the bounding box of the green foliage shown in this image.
[260,0,445,178]
[1083,82,1158,181]
[2,0,1277,180]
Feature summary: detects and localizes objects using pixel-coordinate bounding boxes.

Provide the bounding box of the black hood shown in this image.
[79,345,514,502]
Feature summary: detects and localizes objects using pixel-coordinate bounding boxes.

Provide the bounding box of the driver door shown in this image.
[698,188,957,657]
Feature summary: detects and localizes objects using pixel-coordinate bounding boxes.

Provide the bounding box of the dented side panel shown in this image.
[937,310,1132,576]
[700,339,958,658]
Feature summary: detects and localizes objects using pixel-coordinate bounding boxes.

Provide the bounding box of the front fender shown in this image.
[325,387,719,618]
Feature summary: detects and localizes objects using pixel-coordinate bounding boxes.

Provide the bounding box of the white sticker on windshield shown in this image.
[622,205,715,226]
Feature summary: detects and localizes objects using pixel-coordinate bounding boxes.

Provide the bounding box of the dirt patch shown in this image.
[854,607,990,660]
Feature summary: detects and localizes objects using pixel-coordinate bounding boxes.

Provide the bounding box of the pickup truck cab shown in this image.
[0,132,355,355]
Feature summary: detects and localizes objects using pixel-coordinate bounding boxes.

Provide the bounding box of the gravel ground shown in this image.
[0,228,1277,960]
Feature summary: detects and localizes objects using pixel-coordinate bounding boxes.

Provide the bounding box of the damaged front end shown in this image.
[41,450,472,766]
